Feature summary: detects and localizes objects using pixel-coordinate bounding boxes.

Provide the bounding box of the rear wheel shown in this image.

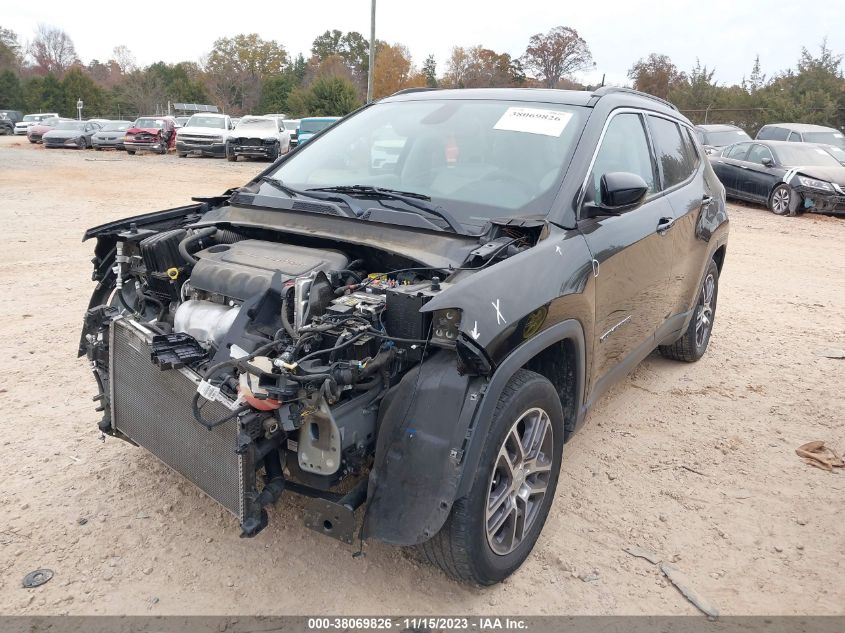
[659,259,719,362]
[420,369,564,585]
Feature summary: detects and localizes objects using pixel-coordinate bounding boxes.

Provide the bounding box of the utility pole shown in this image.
[366,0,376,103]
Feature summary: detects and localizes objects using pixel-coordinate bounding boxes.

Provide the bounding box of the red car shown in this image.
[124,116,177,155]
[27,117,66,144]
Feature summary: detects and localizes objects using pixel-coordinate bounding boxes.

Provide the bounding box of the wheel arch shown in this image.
[360,319,586,546]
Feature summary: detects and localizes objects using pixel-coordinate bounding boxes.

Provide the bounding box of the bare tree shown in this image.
[112,45,137,74]
[28,23,78,76]
[522,26,593,89]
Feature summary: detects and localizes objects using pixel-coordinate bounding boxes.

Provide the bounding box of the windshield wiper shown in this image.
[256,176,362,216]
[307,185,465,233]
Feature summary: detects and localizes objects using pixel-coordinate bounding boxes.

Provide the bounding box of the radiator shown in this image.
[109,319,250,521]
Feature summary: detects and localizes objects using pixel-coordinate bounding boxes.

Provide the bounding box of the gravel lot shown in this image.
[0,136,843,615]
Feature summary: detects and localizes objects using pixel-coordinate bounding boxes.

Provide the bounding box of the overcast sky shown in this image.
[5,1,845,86]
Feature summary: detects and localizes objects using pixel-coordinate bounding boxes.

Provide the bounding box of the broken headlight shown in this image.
[797,176,834,192]
[431,308,462,347]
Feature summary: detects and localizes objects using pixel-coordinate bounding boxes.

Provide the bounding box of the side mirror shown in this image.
[761,157,773,167]
[584,172,649,218]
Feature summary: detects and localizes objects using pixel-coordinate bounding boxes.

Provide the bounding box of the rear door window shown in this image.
[787,131,802,142]
[647,116,696,189]
[725,142,751,160]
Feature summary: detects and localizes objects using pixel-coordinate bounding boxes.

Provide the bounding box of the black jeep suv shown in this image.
[79,87,728,585]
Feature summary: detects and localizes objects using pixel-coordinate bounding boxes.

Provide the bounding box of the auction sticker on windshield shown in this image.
[493,107,572,137]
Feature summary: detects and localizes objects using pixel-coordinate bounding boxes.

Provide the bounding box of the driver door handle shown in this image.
[656,216,675,234]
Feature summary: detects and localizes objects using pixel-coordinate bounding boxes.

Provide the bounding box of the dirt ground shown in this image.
[0,135,843,616]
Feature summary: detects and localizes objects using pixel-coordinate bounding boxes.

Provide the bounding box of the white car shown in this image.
[226,116,291,162]
[15,113,59,135]
[175,113,233,158]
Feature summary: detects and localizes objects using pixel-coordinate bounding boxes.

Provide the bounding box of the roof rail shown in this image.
[591,86,678,111]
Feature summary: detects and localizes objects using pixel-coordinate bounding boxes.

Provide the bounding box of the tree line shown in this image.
[0,22,843,135]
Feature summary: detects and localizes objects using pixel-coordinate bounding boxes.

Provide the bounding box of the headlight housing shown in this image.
[797,176,833,192]
[431,308,462,347]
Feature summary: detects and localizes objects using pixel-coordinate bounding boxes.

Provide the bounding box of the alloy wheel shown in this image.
[485,407,554,556]
[695,273,716,348]
[772,186,790,214]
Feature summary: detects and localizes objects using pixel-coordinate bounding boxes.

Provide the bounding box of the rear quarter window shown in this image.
[758,126,789,141]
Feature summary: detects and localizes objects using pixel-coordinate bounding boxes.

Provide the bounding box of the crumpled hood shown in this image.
[793,165,845,186]
[127,127,162,136]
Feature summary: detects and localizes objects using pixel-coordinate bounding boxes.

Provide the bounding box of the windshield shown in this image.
[705,129,750,146]
[775,144,842,167]
[821,145,845,163]
[300,119,338,134]
[55,121,86,131]
[135,118,165,129]
[268,100,587,227]
[236,118,275,130]
[283,120,300,131]
[802,131,845,149]
[101,122,130,131]
[187,115,225,129]
[23,115,38,122]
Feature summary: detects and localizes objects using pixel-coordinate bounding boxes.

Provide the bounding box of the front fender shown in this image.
[362,319,585,546]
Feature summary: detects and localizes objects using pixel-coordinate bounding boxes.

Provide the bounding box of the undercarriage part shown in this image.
[297,399,342,475]
[303,477,368,544]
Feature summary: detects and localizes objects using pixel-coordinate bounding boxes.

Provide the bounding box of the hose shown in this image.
[191,391,250,430]
[280,287,298,340]
[178,227,217,265]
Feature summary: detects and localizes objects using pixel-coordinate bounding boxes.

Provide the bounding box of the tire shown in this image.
[78,137,87,149]
[158,138,167,155]
[769,183,799,216]
[127,150,135,155]
[227,152,237,162]
[178,153,188,158]
[658,259,719,362]
[269,142,280,162]
[420,369,564,585]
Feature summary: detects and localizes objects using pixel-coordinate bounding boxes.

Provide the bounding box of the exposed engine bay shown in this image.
[81,220,492,537]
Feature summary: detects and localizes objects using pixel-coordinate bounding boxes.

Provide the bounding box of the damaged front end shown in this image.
[78,205,544,542]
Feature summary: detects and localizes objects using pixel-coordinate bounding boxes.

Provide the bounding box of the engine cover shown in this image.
[190,240,348,300]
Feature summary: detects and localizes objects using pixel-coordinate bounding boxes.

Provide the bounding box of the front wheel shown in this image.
[420,369,564,585]
[769,183,799,216]
[659,259,719,362]
[127,150,135,155]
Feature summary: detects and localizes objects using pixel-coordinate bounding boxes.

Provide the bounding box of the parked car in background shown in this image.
[283,119,300,147]
[43,120,102,149]
[91,121,133,150]
[176,113,233,158]
[226,116,290,162]
[695,124,751,154]
[756,123,845,149]
[711,140,845,215]
[0,110,23,135]
[296,116,340,145]
[15,112,59,135]
[124,116,177,155]
[27,117,65,143]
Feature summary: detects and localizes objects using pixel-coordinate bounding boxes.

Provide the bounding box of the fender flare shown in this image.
[361,318,585,546]
[454,318,586,498]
